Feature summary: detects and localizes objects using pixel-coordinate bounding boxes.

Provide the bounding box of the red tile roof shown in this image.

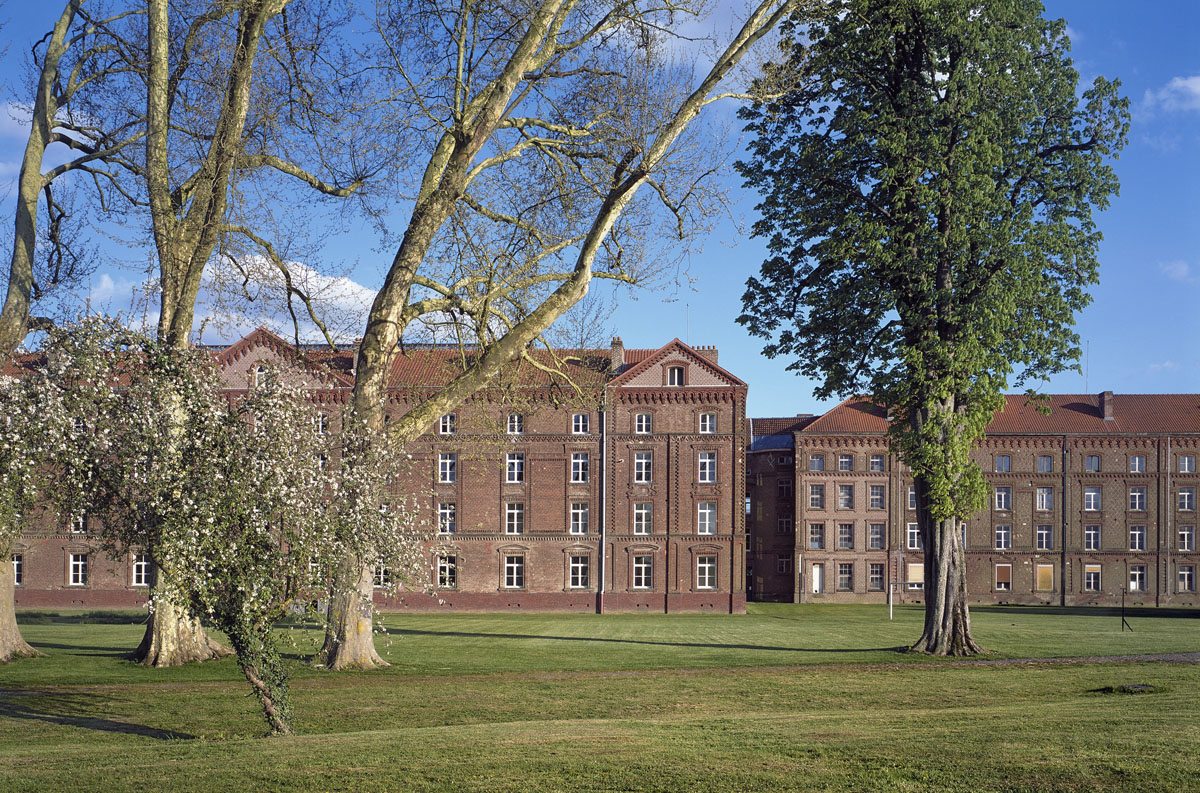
[751,416,820,436]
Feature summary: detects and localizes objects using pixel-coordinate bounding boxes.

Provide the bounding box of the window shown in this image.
[1129,525,1146,551]
[697,502,716,534]
[696,556,717,590]
[71,513,87,534]
[1129,455,1146,473]
[698,452,716,483]
[254,365,266,387]
[507,413,523,434]
[438,453,456,483]
[995,455,1011,472]
[837,563,853,591]
[1083,486,1101,511]
[667,366,684,386]
[838,454,853,471]
[809,454,825,471]
[438,555,457,589]
[1037,455,1053,473]
[778,479,793,500]
[1084,524,1101,551]
[12,554,22,586]
[1036,525,1053,550]
[869,523,885,550]
[1180,488,1195,511]
[1181,454,1196,474]
[1036,487,1054,512]
[570,503,590,535]
[506,453,525,483]
[699,413,716,434]
[569,555,590,589]
[837,484,854,509]
[808,523,825,550]
[373,565,391,588]
[1180,525,1195,552]
[504,555,525,588]
[994,525,1012,550]
[809,484,825,509]
[1085,454,1101,472]
[906,562,924,591]
[1036,563,1054,592]
[811,563,824,593]
[633,555,653,589]
[132,554,149,587]
[633,452,652,483]
[1129,487,1146,511]
[908,486,917,510]
[635,413,652,434]
[505,502,525,534]
[438,502,457,534]
[907,523,922,550]
[313,413,329,435]
[869,563,884,591]
[439,413,456,434]
[776,555,793,575]
[633,503,652,535]
[315,453,328,472]
[995,564,1012,591]
[572,413,589,434]
[69,554,88,586]
[571,452,590,483]
[869,454,885,472]
[1084,564,1102,592]
[994,487,1011,511]
[1179,565,1196,593]
[838,523,854,550]
[869,485,885,510]
[1129,565,1146,593]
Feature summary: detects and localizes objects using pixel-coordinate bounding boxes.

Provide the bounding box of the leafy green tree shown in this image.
[737,0,1129,654]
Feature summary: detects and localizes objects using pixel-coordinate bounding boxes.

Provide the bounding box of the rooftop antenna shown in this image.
[686,303,690,345]
[1085,340,1090,393]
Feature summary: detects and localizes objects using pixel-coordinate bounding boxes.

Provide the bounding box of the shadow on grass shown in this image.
[18,611,147,626]
[970,605,1200,619]
[0,690,193,740]
[28,642,131,656]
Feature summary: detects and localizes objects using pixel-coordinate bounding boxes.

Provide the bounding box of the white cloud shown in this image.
[1158,260,1195,283]
[0,103,31,138]
[1145,360,1179,374]
[1143,75,1200,113]
[90,273,116,303]
[1064,26,1082,44]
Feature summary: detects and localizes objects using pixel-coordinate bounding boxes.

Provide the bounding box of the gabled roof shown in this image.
[609,338,747,389]
[752,416,820,437]
[216,327,355,387]
[802,397,889,434]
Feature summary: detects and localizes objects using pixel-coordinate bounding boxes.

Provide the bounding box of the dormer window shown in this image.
[667,366,684,386]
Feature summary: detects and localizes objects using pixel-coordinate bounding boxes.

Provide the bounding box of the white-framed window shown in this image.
[1036,524,1053,550]
[69,554,88,586]
[696,555,717,590]
[1180,454,1196,473]
[667,366,685,386]
[313,413,329,435]
[12,554,23,586]
[373,565,391,588]
[1129,525,1146,551]
[504,555,525,589]
[438,502,457,534]
[507,413,524,434]
[809,454,825,471]
[776,554,792,575]
[908,486,917,510]
[1180,488,1196,511]
[505,503,525,534]
[633,452,652,483]
[869,523,885,550]
[439,413,457,435]
[1085,454,1101,472]
[1180,525,1195,552]
[571,452,590,483]
[837,484,854,509]
[906,562,924,591]
[869,563,884,591]
[635,413,652,434]
[838,522,854,550]
[1129,487,1146,511]
[633,555,652,589]
[1129,564,1147,592]
[698,452,716,483]
[994,525,1012,550]
[132,553,149,587]
[1084,564,1102,592]
[254,365,266,387]
[438,555,457,589]
[1179,565,1196,593]
[808,522,825,550]
[838,454,853,471]
[438,453,456,483]
[570,502,589,535]
[907,523,922,550]
[572,413,589,434]
[776,517,794,534]
[633,502,652,535]
[809,484,825,509]
[1129,455,1146,473]
[697,502,716,534]
[995,454,1011,473]
[699,412,716,434]
[1084,524,1101,551]
[506,453,525,483]
[316,453,328,472]
[995,563,1012,591]
[569,555,590,589]
[869,454,885,472]
[994,487,1011,511]
[837,562,853,591]
[869,484,885,510]
[1036,487,1054,511]
[1037,454,1053,473]
[71,512,87,534]
[1083,486,1101,511]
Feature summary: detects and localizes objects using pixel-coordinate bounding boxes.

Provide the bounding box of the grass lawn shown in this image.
[2,604,1198,792]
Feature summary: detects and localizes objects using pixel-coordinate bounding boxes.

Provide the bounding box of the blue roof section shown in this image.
[749,433,796,452]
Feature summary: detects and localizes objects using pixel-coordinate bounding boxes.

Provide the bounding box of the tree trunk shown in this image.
[133,597,232,667]
[0,541,42,662]
[911,501,983,656]
[315,557,387,669]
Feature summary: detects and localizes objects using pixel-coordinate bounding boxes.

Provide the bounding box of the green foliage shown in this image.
[738,0,1129,524]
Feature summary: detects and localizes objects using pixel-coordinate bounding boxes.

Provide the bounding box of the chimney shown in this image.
[610,336,624,374]
[694,345,718,365]
[1100,390,1114,421]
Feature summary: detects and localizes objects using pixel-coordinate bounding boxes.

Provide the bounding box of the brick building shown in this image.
[13,329,749,613]
[748,393,1200,608]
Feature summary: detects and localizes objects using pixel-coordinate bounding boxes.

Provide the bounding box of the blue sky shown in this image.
[1,1,1196,419]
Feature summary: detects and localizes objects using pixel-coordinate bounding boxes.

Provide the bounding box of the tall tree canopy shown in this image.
[737,0,1129,654]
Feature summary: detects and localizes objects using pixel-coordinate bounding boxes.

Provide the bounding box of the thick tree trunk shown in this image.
[315,559,386,669]
[910,495,983,656]
[0,541,42,662]
[133,598,232,667]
